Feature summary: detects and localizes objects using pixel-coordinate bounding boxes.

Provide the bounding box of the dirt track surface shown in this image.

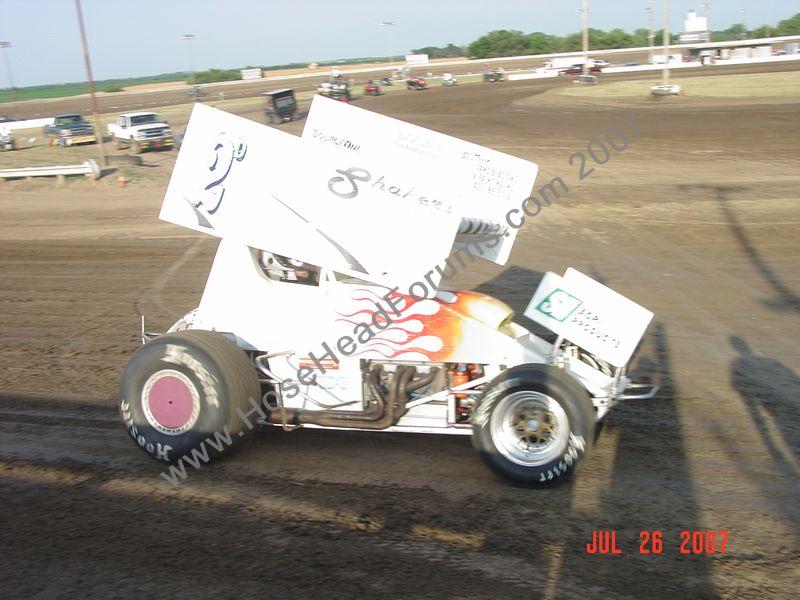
[1,64,799,598]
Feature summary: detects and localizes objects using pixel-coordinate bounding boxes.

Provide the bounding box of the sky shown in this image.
[1,0,798,87]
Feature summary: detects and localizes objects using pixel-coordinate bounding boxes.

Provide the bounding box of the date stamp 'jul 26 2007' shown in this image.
[585,530,730,555]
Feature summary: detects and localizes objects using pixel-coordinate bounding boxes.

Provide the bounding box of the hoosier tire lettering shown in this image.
[117,330,261,465]
[471,364,594,486]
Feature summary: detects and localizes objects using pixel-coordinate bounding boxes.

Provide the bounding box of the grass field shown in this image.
[0,73,189,104]
[553,71,800,99]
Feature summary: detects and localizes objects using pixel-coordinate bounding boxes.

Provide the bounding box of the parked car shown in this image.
[263,88,299,124]
[651,84,682,97]
[558,64,603,76]
[0,126,15,151]
[43,114,97,146]
[107,112,174,154]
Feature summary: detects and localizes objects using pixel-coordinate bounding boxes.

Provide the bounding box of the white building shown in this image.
[679,10,710,43]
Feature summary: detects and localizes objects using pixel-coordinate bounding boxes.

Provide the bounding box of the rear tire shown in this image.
[118,330,261,465]
[471,364,594,485]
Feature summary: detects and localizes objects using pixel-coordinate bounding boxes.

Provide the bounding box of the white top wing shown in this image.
[302,95,539,265]
[160,103,460,295]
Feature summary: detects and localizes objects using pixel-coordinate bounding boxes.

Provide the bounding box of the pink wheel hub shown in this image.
[142,370,200,435]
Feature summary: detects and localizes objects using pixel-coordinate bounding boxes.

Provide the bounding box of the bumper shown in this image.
[138,138,174,150]
[63,135,97,145]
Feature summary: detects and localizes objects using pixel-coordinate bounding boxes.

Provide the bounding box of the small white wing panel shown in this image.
[524,269,653,367]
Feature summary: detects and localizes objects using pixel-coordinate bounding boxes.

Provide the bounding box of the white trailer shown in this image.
[542,56,589,71]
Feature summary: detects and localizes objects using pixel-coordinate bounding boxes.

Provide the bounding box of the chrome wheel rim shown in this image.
[490,391,569,466]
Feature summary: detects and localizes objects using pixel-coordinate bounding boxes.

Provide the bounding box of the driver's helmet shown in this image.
[261,252,320,285]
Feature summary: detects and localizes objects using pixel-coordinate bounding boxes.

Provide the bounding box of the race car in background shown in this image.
[482,67,505,82]
[318,76,352,101]
[363,81,382,96]
[406,76,427,90]
[442,73,458,86]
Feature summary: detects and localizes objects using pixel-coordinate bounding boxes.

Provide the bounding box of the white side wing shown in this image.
[524,269,654,367]
[160,103,460,295]
[302,96,539,265]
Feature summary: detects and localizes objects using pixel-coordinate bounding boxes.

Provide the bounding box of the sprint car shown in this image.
[363,81,382,96]
[119,100,656,486]
[482,69,504,82]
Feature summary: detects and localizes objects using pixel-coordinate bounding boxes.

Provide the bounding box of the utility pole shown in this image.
[0,41,15,102]
[74,0,107,165]
[647,1,655,63]
[379,21,397,65]
[662,0,670,85]
[701,1,712,43]
[740,8,747,40]
[581,0,589,77]
[180,34,196,85]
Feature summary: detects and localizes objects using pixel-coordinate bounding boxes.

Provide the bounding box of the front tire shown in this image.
[118,330,261,465]
[472,364,594,485]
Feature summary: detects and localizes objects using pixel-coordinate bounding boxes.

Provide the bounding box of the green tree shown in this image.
[631,28,651,47]
[776,12,800,35]
[598,28,634,49]
[193,68,240,84]
[525,32,557,54]
[751,25,776,38]
[411,44,464,58]
[464,11,798,60]
[559,32,583,52]
[723,23,748,39]
[467,30,532,58]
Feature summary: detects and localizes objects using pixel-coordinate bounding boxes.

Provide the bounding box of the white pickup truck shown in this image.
[107,112,175,154]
